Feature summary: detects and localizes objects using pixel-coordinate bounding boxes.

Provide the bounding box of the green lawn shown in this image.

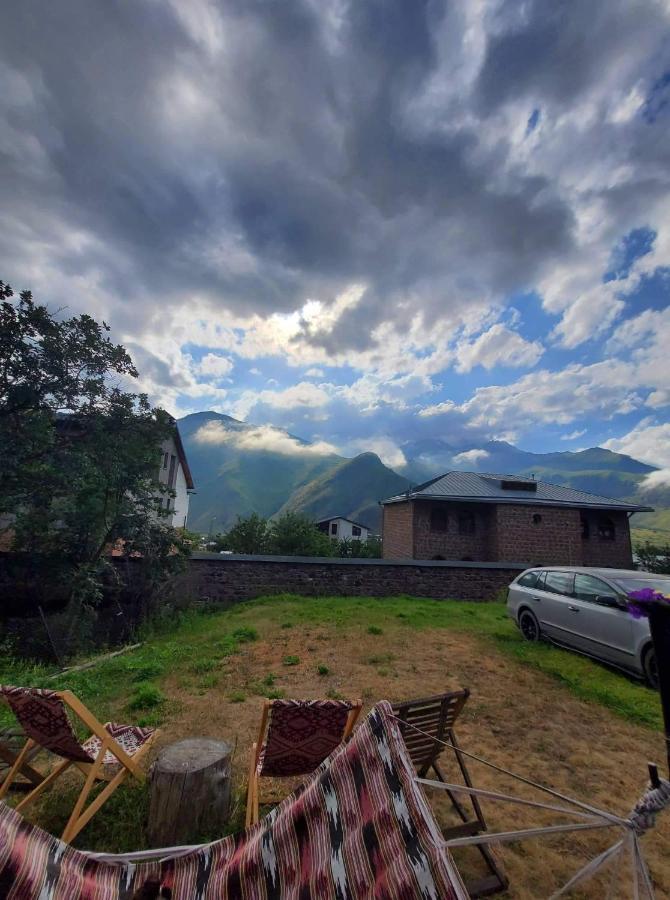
[0,594,664,852]
[1,594,662,732]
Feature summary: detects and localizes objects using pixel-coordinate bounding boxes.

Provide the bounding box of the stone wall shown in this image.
[181,554,526,603]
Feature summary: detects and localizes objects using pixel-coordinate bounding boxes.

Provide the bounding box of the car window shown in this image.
[573,574,616,603]
[613,576,670,595]
[543,571,575,596]
[517,571,539,588]
[536,571,547,588]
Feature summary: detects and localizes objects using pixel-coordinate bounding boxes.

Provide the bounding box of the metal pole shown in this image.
[647,602,670,777]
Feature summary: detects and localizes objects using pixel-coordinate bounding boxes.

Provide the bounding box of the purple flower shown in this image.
[626,589,670,619]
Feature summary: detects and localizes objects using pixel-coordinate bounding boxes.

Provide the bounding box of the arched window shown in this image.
[597,517,615,540]
[532,513,542,525]
[581,515,590,540]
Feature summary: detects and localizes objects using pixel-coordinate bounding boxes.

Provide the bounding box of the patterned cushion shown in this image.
[259,699,353,777]
[0,686,92,764]
[82,723,155,766]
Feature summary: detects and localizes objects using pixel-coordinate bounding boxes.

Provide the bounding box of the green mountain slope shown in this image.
[277,452,411,531]
[178,412,342,532]
[179,410,669,541]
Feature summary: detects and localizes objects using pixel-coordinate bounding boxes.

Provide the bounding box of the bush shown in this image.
[283,655,300,666]
[232,626,258,643]
[317,664,330,676]
[266,512,333,557]
[128,682,165,710]
[367,625,383,635]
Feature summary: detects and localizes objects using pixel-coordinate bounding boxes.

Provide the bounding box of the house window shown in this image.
[458,512,475,535]
[163,452,169,469]
[581,515,590,539]
[330,522,338,536]
[165,497,171,511]
[597,517,615,541]
[532,513,542,525]
[352,525,361,537]
[430,508,448,532]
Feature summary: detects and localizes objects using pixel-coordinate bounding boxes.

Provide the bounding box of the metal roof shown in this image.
[382,471,653,512]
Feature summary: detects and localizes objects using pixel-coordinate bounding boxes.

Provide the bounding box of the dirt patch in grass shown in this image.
[6,599,670,897]
[154,620,670,898]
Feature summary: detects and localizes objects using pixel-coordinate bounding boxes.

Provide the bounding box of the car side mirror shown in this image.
[596,595,622,609]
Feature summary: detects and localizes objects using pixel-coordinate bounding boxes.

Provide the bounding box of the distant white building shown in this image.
[158,424,195,528]
[316,516,370,542]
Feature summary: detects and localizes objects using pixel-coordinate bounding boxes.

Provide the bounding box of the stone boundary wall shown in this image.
[179,553,528,604]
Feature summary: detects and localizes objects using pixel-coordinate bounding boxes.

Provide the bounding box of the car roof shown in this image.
[522,566,670,579]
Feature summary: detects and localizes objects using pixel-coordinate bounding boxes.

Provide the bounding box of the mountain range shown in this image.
[179,411,669,541]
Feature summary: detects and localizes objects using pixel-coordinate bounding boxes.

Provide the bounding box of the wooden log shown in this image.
[147,738,232,847]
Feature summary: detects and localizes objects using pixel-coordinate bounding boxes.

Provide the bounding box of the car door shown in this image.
[566,573,635,668]
[533,570,576,641]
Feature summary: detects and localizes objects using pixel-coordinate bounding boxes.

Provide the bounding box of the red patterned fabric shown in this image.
[0,702,467,899]
[0,687,93,764]
[82,723,155,766]
[259,699,353,777]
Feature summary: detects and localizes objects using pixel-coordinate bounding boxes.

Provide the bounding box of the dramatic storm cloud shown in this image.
[1,0,669,465]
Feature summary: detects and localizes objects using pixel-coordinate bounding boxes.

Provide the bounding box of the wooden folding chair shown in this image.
[392,690,508,898]
[0,686,157,843]
[0,727,43,790]
[246,698,362,827]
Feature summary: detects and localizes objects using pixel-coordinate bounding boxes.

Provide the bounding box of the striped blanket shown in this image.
[0,701,466,899]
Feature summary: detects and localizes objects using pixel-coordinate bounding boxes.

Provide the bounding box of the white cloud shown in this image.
[455,324,544,373]
[603,420,670,468]
[639,469,670,491]
[452,449,490,466]
[194,421,339,457]
[561,429,587,441]
[304,367,324,378]
[198,353,233,378]
[346,436,407,470]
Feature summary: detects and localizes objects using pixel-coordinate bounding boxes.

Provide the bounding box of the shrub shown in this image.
[128,682,165,710]
[367,625,383,635]
[229,691,246,703]
[283,655,300,666]
[317,664,330,676]
[232,626,258,643]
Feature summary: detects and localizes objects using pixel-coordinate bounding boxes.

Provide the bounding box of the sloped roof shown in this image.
[316,516,370,530]
[382,471,653,512]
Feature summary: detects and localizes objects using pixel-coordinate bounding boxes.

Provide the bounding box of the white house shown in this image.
[316,516,370,542]
[158,424,195,529]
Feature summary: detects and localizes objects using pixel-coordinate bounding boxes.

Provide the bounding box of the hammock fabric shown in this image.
[0,701,467,900]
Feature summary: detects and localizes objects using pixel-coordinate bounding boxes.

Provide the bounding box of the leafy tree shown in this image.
[335,536,382,558]
[636,543,670,575]
[222,513,269,554]
[0,280,191,656]
[266,512,333,557]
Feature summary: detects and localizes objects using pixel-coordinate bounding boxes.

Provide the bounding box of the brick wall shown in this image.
[493,504,584,566]
[180,554,525,603]
[580,510,632,567]
[382,501,413,558]
[411,500,495,560]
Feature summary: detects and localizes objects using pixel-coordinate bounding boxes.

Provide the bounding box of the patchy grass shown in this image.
[2,594,669,896]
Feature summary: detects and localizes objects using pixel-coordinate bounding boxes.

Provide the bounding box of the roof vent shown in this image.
[501,478,537,492]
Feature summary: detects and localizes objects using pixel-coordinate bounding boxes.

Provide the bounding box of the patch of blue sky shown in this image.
[525,107,541,135]
[604,227,656,282]
[643,69,670,123]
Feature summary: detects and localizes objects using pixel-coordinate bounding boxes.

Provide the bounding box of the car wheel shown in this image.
[643,645,659,689]
[519,609,541,642]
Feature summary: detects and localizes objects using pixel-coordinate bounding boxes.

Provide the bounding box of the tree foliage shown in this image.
[636,543,670,575]
[221,513,270,554]
[0,280,191,655]
[266,512,334,557]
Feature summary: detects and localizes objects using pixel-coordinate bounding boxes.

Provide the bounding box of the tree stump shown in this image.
[148,738,232,847]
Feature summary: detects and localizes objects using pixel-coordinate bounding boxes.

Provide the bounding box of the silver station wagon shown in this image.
[507,566,670,687]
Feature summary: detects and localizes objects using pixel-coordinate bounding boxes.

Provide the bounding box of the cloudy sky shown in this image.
[2,0,670,471]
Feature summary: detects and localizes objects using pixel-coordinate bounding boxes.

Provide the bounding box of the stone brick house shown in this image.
[381,472,652,567]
